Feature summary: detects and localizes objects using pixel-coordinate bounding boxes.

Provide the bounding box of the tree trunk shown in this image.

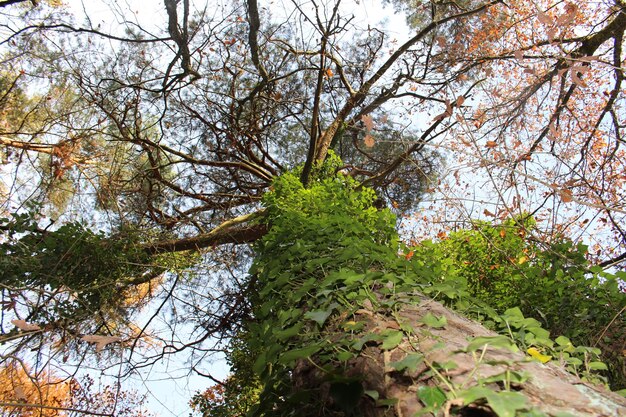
[292,293,626,417]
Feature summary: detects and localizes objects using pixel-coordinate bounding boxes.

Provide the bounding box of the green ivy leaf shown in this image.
[389,353,424,372]
[458,386,493,404]
[304,308,334,327]
[465,335,518,353]
[336,351,355,361]
[364,390,379,401]
[484,391,528,417]
[252,351,267,375]
[554,335,571,346]
[587,361,608,371]
[417,386,446,408]
[278,345,321,363]
[273,322,303,340]
[481,370,528,385]
[381,330,404,350]
[420,313,447,328]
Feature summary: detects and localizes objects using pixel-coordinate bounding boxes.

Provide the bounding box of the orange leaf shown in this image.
[324,67,334,78]
[500,229,506,238]
[405,250,414,260]
[558,189,573,203]
[363,135,375,148]
[485,140,497,148]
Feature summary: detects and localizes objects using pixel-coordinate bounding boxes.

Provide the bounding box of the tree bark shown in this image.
[293,293,626,417]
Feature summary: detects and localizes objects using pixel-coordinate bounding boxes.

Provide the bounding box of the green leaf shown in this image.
[432,360,458,371]
[352,333,383,351]
[417,386,446,408]
[304,308,333,327]
[364,390,379,401]
[336,351,355,361]
[554,336,571,346]
[278,345,321,363]
[565,357,583,366]
[458,386,492,404]
[484,391,528,417]
[481,370,528,385]
[273,322,303,341]
[389,353,424,372]
[502,307,524,320]
[587,361,608,371]
[420,313,447,329]
[252,352,267,375]
[381,330,404,350]
[465,335,518,353]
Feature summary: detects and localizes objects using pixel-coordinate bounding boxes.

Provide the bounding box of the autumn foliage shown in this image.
[0,361,152,417]
[0,362,70,417]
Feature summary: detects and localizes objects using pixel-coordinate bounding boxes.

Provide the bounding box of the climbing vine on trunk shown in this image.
[206,154,624,417]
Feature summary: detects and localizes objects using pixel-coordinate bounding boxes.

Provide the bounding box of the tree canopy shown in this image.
[0,0,625,415]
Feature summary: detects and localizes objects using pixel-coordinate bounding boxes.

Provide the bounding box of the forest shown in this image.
[0,0,625,416]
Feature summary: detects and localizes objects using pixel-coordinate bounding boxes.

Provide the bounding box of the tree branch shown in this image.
[145,210,267,253]
[246,0,269,82]
[311,0,503,166]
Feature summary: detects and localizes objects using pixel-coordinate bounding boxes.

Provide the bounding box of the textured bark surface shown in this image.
[293,293,626,417]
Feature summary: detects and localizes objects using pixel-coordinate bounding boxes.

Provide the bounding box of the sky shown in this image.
[3,0,624,415]
[57,1,410,416]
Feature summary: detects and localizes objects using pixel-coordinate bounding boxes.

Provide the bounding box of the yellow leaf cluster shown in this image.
[0,362,70,417]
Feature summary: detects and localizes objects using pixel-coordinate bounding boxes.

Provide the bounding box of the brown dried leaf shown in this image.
[14,386,27,401]
[364,135,375,148]
[570,71,587,87]
[549,123,559,140]
[11,319,41,331]
[81,335,123,352]
[361,114,374,131]
[559,189,574,203]
[537,11,551,25]
[485,140,497,148]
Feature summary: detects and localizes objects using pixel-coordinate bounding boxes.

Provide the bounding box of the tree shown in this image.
[1,0,625,415]
[0,360,151,417]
